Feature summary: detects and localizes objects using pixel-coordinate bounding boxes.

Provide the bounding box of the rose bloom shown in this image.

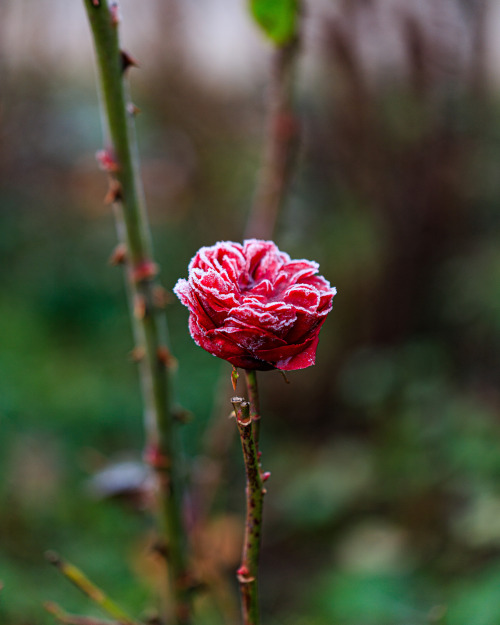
[174,239,336,371]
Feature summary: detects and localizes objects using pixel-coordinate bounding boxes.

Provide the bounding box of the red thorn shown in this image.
[257,451,262,459]
[109,243,127,266]
[127,103,141,117]
[236,565,255,583]
[144,445,171,469]
[91,0,100,6]
[110,1,120,25]
[262,471,271,482]
[131,260,158,283]
[96,148,120,173]
[120,50,139,73]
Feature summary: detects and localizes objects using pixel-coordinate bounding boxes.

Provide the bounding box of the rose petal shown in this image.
[255,333,321,370]
[175,239,336,371]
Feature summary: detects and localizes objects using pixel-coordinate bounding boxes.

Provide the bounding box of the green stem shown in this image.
[244,370,261,448]
[81,3,190,623]
[231,394,265,625]
[44,601,119,625]
[45,552,137,625]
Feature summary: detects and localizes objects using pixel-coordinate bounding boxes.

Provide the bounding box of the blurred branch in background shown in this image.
[246,33,301,240]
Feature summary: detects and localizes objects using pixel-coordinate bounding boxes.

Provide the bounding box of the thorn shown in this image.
[257,451,262,459]
[152,286,171,309]
[131,260,158,283]
[261,471,271,482]
[91,0,100,7]
[110,1,120,25]
[134,294,147,320]
[261,487,267,495]
[129,346,145,362]
[236,565,255,584]
[279,370,290,384]
[144,445,171,470]
[157,346,177,369]
[127,103,141,117]
[231,367,239,392]
[120,50,139,73]
[109,243,127,266]
[104,179,123,205]
[96,148,119,173]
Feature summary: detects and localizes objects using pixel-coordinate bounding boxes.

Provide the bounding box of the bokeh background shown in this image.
[2,1,500,624]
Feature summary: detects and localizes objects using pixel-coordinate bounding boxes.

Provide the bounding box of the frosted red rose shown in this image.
[174,240,336,371]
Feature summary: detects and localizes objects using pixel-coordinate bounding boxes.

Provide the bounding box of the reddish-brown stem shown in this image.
[245,37,301,240]
[231,395,265,625]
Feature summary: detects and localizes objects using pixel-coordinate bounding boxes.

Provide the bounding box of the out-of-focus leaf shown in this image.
[314,571,419,625]
[249,0,298,45]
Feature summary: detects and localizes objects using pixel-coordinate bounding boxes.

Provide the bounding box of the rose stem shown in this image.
[244,370,261,448]
[45,552,138,625]
[231,397,266,625]
[81,3,191,623]
[245,34,301,240]
[44,601,119,625]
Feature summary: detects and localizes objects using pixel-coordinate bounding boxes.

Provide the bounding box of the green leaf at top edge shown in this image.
[250,0,299,46]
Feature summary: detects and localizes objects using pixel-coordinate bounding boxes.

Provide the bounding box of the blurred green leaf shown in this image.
[249,0,298,45]
[314,571,420,625]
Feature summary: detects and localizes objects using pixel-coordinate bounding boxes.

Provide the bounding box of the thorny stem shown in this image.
[231,393,266,625]
[245,36,301,240]
[45,552,137,625]
[82,3,190,623]
[244,370,261,448]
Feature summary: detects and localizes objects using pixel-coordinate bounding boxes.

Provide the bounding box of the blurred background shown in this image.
[2,0,500,623]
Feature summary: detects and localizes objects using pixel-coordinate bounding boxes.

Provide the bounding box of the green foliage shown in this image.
[249,0,298,45]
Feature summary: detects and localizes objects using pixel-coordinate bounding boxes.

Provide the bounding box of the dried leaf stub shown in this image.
[231,367,239,391]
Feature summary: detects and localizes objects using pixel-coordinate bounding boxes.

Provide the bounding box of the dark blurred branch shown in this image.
[245,37,301,240]
[81,2,191,623]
